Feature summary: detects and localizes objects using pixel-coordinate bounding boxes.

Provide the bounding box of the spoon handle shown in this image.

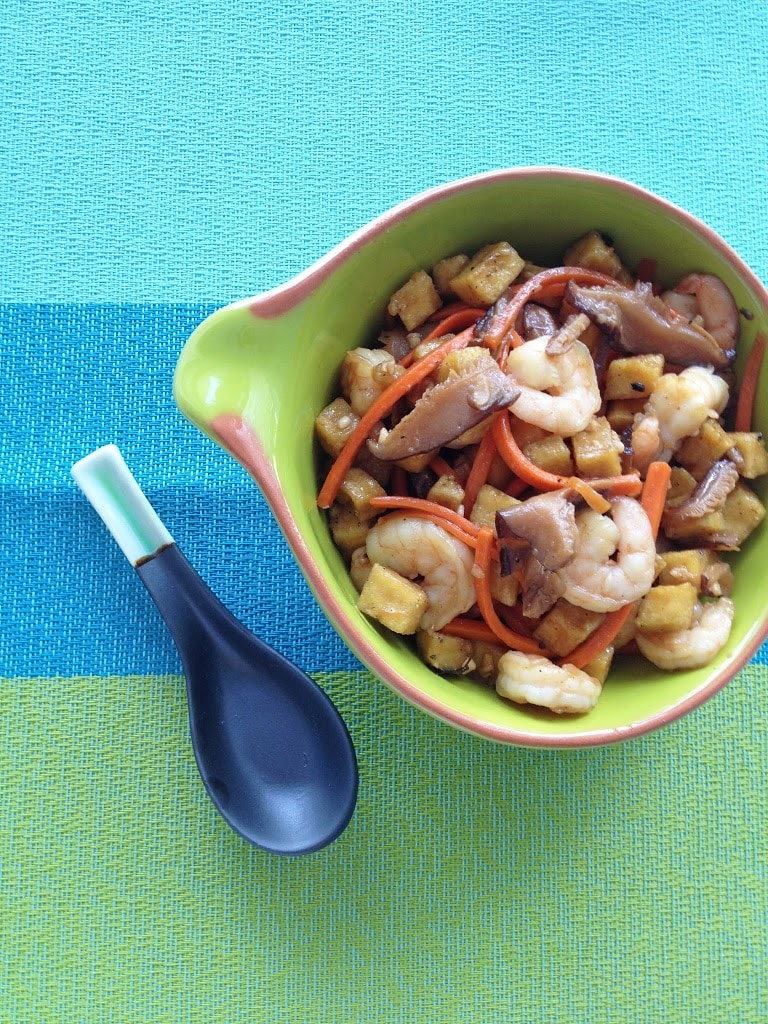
[71,444,173,566]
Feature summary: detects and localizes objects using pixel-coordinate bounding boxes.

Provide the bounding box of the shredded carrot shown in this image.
[735,331,767,432]
[430,302,486,323]
[563,460,671,670]
[371,507,479,550]
[492,412,642,496]
[567,477,611,514]
[429,455,457,480]
[639,459,672,536]
[368,495,480,538]
[472,526,546,656]
[421,308,485,344]
[462,419,499,517]
[317,327,474,508]
[441,617,499,643]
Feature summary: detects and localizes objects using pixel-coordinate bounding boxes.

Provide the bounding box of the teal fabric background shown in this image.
[2,1,768,1021]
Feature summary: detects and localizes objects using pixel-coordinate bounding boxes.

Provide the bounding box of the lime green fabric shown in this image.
[1,668,765,1022]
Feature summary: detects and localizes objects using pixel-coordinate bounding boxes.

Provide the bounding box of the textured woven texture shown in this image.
[3,2,768,1021]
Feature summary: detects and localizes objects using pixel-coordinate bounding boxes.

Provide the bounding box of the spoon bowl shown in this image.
[72,445,357,854]
[174,167,768,747]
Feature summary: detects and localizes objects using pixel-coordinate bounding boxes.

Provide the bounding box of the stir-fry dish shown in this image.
[315,231,768,714]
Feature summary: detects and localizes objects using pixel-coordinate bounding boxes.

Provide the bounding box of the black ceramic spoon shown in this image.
[71,445,357,855]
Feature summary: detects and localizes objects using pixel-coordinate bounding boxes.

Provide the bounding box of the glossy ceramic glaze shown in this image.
[174,168,768,747]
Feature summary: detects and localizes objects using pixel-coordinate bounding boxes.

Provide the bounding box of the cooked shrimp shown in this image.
[340,347,403,416]
[662,273,739,353]
[505,335,601,435]
[496,650,602,714]
[630,365,729,469]
[636,597,734,670]
[365,512,476,630]
[556,497,656,612]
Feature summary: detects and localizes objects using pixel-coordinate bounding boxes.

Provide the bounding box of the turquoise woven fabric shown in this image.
[3,2,768,1021]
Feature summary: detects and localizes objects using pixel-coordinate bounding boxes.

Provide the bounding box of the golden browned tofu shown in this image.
[675,419,733,479]
[426,474,465,513]
[469,484,520,531]
[435,346,491,382]
[337,467,386,520]
[657,549,715,589]
[666,466,698,506]
[523,435,575,476]
[655,548,733,596]
[636,583,698,633]
[470,639,507,682]
[315,397,360,457]
[605,397,646,434]
[603,354,665,401]
[727,431,768,478]
[663,481,765,548]
[387,269,442,331]
[532,599,604,658]
[582,647,614,685]
[564,230,632,283]
[571,416,624,478]
[432,254,469,297]
[416,629,473,673]
[449,242,525,306]
[357,563,429,635]
[329,503,371,559]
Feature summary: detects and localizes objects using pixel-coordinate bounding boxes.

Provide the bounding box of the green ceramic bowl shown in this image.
[174,167,768,747]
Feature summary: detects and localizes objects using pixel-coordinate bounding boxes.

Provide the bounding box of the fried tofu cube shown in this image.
[532,599,604,658]
[605,397,646,434]
[675,419,733,479]
[636,583,698,633]
[426,474,465,513]
[582,647,614,685]
[490,560,520,606]
[435,346,491,382]
[727,431,768,479]
[357,563,428,635]
[604,354,665,401]
[523,435,575,476]
[564,230,632,284]
[432,254,469,297]
[337,468,386,520]
[329,503,370,558]
[469,484,520,531]
[666,466,698,506]
[719,481,766,547]
[416,629,473,673]
[571,416,624,478]
[469,640,507,683]
[315,397,360,457]
[657,549,714,589]
[387,269,442,331]
[449,242,525,306]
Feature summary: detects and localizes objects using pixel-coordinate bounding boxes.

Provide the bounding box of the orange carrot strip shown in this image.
[563,460,671,670]
[421,309,485,343]
[369,495,480,537]
[462,418,499,517]
[492,412,642,496]
[429,455,457,479]
[372,508,479,550]
[430,302,486,322]
[317,327,474,508]
[735,331,767,432]
[441,617,499,643]
[472,526,546,656]
[567,477,611,514]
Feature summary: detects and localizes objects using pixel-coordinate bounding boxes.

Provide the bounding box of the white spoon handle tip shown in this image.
[71,444,174,565]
